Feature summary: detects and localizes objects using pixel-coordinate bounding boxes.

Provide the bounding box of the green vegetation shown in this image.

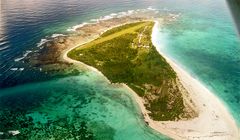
[101,22,146,37]
[68,21,186,121]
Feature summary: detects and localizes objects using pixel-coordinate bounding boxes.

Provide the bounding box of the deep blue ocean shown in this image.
[0,0,239,139]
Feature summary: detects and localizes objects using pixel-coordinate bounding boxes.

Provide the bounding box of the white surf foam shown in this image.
[37,39,49,48]
[0,46,9,51]
[66,8,159,32]
[67,22,89,32]
[8,130,20,136]
[90,18,99,22]
[10,68,18,71]
[14,50,32,62]
[147,6,157,11]
[10,67,24,71]
[51,34,66,38]
[0,41,8,46]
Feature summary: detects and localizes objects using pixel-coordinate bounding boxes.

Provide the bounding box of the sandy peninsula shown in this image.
[59,12,239,139]
[151,21,239,139]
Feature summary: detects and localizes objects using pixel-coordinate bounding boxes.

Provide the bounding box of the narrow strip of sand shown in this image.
[63,20,239,140]
[150,21,239,139]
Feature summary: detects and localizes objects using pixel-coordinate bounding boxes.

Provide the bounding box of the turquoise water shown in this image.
[154,0,240,125]
[0,0,240,139]
[0,71,169,139]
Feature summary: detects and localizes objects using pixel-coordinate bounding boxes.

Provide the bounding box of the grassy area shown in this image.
[68,21,186,121]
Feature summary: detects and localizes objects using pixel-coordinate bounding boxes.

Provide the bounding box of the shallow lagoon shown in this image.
[0,0,240,139]
[0,71,169,139]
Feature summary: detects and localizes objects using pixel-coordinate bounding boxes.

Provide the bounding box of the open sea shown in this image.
[0,0,239,139]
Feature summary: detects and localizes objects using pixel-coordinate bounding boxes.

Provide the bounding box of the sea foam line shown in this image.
[67,22,89,32]
[10,68,24,71]
[37,39,49,48]
[66,8,158,32]
[36,8,159,50]
[33,8,160,60]
[0,46,10,51]
[51,34,66,38]
[14,50,32,62]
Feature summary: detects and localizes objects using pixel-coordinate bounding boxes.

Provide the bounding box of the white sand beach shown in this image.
[62,20,239,140]
[149,20,239,139]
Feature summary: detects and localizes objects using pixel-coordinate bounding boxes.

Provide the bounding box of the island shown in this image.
[28,10,239,139]
[67,21,196,121]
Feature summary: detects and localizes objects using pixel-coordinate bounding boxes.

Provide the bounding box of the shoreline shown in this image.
[62,20,239,139]
[61,19,153,63]
[152,21,239,139]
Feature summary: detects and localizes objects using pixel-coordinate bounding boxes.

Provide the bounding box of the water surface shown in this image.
[0,0,239,139]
